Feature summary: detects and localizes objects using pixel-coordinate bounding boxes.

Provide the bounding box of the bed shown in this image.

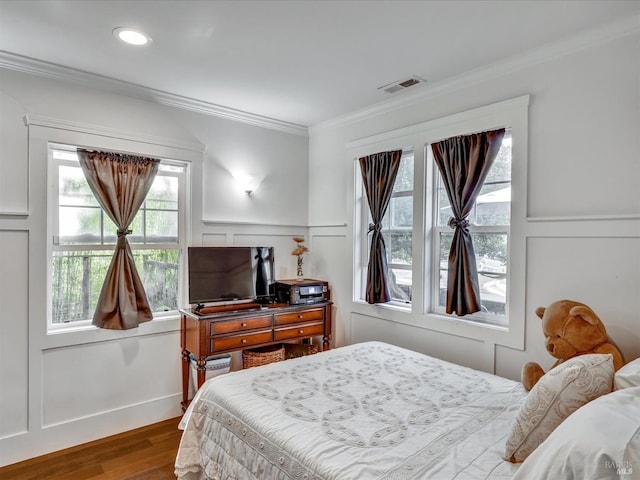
[175,341,640,480]
[175,341,525,479]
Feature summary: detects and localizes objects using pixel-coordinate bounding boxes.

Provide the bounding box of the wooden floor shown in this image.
[0,417,183,480]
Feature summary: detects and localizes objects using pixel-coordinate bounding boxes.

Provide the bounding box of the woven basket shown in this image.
[284,343,319,360]
[242,344,285,369]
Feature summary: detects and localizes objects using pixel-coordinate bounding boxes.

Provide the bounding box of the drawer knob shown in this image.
[299,329,304,334]
[241,323,247,327]
[241,339,247,344]
[298,315,303,319]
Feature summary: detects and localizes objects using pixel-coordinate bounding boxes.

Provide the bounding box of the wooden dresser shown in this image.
[180,301,332,410]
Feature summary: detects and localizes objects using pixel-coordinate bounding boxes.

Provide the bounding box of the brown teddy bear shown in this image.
[522,299,625,391]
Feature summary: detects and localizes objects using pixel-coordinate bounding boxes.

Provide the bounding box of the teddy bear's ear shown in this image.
[535,306,545,319]
[569,305,601,325]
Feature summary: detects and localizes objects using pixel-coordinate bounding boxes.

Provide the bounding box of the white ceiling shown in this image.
[1,0,639,129]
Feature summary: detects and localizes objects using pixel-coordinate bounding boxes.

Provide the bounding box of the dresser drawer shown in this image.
[274,307,324,326]
[212,330,273,352]
[274,322,324,341]
[211,315,272,335]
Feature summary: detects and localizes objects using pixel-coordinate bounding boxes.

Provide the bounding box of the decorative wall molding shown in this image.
[311,14,640,133]
[0,90,29,216]
[4,14,636,139]
[307,223,348,229]
[202,219,308,228]
[152,91,308,137]
[527,213,640,223]
[526,214,640,238]
[1,51,308,137]
[24,114,206,154]
[202,219,348,229]
[0,391,180,466]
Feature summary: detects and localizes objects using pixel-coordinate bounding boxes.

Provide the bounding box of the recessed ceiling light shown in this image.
[113,27,151,46]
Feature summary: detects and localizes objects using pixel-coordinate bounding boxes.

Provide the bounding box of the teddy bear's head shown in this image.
[535,299,608,361]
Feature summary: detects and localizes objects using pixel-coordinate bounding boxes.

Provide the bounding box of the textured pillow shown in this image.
[615,357,640,390]
[512,386,640,480]
[504,354,614,463]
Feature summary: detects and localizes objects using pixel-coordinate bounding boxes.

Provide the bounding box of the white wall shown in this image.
[307,28,640,379]
[1,19,638,468]
[0,69,310,466]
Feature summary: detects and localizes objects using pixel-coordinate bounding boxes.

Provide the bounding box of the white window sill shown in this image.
[352,299,519,347]
[44,314,181,350]
[352,298,412,312]
[430,309,508,330]
[425,311,509,332]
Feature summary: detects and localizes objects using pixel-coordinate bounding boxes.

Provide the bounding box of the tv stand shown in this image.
[179,300,332,411]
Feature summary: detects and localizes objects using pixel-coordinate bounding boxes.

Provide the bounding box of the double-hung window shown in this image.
[352,96,527,346]
[360,149,414,304]
[49,143,186,329]
[431,132,512,326]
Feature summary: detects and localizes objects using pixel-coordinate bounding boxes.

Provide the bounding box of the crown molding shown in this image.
[311,14,640,134]
[2,13,636,138]
[0,51,309,137]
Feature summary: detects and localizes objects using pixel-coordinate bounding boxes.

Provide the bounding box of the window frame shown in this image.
[429,132,512,327]
[347,95,528,350]
[47,142,188,332]
[359,148,414,306]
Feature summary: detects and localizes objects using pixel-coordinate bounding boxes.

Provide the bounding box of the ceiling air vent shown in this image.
[378,76,426,94]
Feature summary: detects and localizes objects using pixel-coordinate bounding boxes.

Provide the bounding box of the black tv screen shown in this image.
[187,246,275,305]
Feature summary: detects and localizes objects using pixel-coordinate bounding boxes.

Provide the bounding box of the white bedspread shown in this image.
[175,341,525,480]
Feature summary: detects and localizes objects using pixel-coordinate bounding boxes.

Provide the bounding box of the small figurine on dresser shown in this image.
[291,236,309,280]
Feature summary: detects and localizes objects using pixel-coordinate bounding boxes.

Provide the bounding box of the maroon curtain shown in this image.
[431,129,505,316]
[359,150,402,304]
[77,149,160,330]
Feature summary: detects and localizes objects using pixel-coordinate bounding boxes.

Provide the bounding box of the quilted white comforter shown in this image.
[175,341,526,480]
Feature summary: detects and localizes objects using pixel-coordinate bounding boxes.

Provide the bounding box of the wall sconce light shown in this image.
[231,171,259,196]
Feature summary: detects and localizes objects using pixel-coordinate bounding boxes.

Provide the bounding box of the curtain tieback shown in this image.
[117,229,132,249]
[448,217,469,230]
[368,222,381,234]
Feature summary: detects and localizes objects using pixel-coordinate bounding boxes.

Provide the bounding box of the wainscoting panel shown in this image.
[0,230,29,438]
[0,93,28,215]
[350,313,486,373]
[198,223,309,280]
[495,235,640,381]
[233,233,306,280]
[201,233,227,246]
[41,331,181,428]
[525,236,640,362]
[309,231,348,347]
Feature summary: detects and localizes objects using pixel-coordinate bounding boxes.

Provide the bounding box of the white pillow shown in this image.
[615,357,640,390]
[504,354,614,463]
[512,386,640,480]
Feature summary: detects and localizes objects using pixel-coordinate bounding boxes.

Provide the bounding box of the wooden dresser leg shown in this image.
[181,349,190,412]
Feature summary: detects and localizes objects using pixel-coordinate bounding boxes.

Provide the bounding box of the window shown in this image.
[431,132,512,326]
[49,143,186,328]
[360,149,414,304]
[350,95,528,347]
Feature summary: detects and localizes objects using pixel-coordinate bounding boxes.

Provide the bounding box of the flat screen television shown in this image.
[187,246,275,306]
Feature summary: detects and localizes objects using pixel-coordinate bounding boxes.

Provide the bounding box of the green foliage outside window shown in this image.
[52,150,182,325]
[51,249,179,323]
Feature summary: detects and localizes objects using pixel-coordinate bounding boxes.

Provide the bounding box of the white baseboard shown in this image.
[0,393,183,467]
